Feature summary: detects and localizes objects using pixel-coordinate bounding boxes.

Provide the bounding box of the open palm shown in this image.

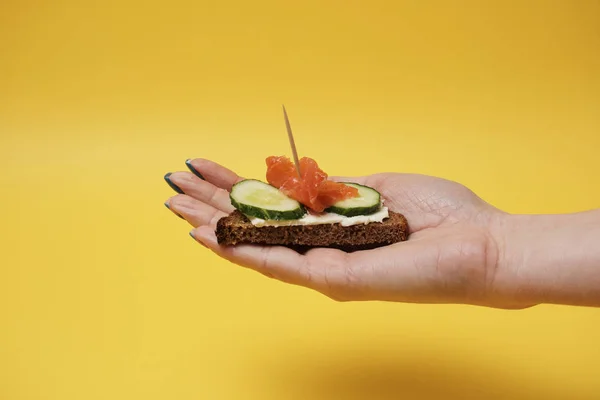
[164,158,520,309]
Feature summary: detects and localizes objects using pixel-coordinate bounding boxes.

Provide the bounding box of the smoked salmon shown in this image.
[265,156,358,212]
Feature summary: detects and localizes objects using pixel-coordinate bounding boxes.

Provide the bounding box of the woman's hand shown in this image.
[164,158,600,309]
[163,158,525,309]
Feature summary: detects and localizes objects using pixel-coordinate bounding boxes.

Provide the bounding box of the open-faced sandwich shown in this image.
[215,155,409,251]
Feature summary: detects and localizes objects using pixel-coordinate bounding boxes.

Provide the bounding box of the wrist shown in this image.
[492,209,600,307]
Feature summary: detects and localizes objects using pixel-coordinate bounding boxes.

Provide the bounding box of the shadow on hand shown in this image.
[262,342,572,400]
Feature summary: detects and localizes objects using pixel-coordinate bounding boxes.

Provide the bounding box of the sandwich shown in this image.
[215,155,409,251]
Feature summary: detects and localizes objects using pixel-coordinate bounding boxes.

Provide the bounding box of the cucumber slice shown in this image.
[230,179,306,220]
[325,183,381,217]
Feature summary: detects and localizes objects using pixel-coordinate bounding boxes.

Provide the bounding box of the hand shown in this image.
[164,158,530,309]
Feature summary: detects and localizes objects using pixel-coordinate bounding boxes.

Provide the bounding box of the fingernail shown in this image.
[185,159,205,180]
[164,202,185,219]
[164,172,184,194]
[189,230,196,239]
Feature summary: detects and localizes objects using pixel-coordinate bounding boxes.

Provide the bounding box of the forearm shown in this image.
[493,209,600,307]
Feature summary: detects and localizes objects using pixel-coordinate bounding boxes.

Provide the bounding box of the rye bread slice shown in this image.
[215,210,409,252]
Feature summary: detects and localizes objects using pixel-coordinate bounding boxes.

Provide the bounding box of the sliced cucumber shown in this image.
[325,183,381,217]
[230,179,306,220]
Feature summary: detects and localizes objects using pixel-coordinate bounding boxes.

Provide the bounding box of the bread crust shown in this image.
[215,210,409,251]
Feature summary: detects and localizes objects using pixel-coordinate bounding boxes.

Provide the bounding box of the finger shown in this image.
[191,226,332,291]
[166,172,235,213]
[185,158,244,191]
[166,194,227,228]
[191,225,388,301]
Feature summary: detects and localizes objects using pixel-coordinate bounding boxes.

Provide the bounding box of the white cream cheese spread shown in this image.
[249,206,389,227]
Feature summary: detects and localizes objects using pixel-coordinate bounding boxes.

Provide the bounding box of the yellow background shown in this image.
[1,1,599,399]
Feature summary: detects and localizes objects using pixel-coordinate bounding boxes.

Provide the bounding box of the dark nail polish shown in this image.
[164,202,185,219]
[185,159,205,180]
[164,172,184,194]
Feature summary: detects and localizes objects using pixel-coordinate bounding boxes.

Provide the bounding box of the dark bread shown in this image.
[215,210,409,252]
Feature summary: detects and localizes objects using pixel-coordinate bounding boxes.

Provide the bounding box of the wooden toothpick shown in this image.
[282,105,301,176]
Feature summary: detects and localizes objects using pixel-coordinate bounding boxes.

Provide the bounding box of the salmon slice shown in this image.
[266,156,358,212]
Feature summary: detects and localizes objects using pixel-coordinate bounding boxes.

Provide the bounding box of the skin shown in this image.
[164,159,600,309]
